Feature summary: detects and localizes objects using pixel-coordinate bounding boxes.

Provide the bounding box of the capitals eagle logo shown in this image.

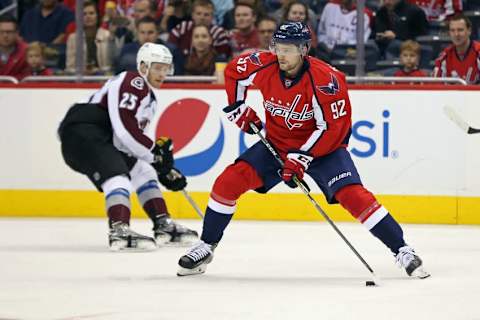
[317,73,340,95]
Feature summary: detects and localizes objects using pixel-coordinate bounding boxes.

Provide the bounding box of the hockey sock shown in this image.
[201,206,233,245]
[137,180,168,220]
[105,188,131,227]
[199,161,262,245]
[102,175,132,228]
[370,214,406,254]
[335,184,405,254]
[200,194,237,244]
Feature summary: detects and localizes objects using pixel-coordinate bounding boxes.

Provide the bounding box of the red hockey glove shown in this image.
[223,101,262,134]
[282,151,313,188]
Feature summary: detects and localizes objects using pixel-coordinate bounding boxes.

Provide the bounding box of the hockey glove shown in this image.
[152,137,174,175]
[282,151,313,188]
[223,100,262,134]
[158,167,187,191]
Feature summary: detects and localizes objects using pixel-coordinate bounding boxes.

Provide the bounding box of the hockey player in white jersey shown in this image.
[58,43,198,251]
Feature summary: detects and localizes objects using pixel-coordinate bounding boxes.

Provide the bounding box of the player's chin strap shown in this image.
[248,122,379,284]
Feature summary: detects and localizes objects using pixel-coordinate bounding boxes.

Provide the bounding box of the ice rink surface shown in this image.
[0,218,479,320]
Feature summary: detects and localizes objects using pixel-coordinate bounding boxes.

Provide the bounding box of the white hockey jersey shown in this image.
[317,3,371,50]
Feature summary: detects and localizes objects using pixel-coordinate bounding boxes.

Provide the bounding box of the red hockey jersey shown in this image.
[433,41,480,84]
[224,51,352,158]
[407,0,462,21]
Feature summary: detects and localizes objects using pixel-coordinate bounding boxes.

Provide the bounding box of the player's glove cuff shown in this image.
[223,101,262,134]
[152,137,174,175]
[286,150,313,171]
[158,168,187,191]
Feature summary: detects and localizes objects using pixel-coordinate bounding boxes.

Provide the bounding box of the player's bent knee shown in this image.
[335,184,378,219]
[211,161,262,202]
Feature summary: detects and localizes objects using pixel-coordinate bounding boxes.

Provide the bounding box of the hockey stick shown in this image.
[181,189,204,219]
[444,105,480,134]
[249,122,379,285]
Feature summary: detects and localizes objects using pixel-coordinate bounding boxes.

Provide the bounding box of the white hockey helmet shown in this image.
[136,42,174,77]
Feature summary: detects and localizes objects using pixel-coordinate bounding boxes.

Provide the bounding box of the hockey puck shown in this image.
[365,281,376,286]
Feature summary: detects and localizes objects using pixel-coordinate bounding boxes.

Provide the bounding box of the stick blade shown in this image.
[443,105,470,133]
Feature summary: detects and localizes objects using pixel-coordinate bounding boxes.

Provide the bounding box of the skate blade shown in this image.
[155,234,173,246]
[412,267,431,279]
[109,240,157,252]
[157,235,199,247]
[177,264,208,277]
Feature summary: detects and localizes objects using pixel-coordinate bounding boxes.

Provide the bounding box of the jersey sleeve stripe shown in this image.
[301,95,327,152]
[108,73,154,162]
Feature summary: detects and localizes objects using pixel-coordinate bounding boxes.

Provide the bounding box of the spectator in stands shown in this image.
[66,1,112,75]
[222,0,266,31]
[256,16,277,51]
[433,13,480,84]
[20,0,74,45]
[168,0,231,59]
[184,24,218,75]
[230,2,260,56]
[273,0,317,32]
[212,0,234,26]
[0,15,29,80]
[317,0,371,50]
[115,16,182,74]
[159,0,191,33]
[375,0,429,58]
[394,40,427,76]
[25,41,53,76]
[133,0,157,22]
[283,1,317,50]
[407,0,462,22]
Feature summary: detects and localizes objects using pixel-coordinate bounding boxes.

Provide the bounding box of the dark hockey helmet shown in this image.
[271,21,311,51]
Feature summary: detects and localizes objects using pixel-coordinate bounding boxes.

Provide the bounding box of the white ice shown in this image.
[0,218,479,320]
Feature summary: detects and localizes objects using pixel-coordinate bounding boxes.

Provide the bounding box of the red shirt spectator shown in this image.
[24,41,53,77]
[0,15,29,80]
[168,0,231,58]
[394,40,427,77]
[407,0,462,21]
[229,3,260,56]
[393,68,427,76]
[433,14,480,84]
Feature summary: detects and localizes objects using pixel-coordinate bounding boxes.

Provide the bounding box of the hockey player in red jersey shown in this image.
[58,43,198,251]
[177,22,430,278]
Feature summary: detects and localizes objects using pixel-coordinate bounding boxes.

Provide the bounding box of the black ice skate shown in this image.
[153,214,198,246]
[109,222,157,251]
[177,241,214,276]
[396,245,430,279]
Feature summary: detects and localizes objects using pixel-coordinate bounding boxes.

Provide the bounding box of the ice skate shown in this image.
[153,214,198,246]
[177,241,214,276]
[109,222,157,251]
[396,245,430,279]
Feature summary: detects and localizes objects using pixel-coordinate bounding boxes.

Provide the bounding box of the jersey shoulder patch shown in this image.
[130,76,145,90]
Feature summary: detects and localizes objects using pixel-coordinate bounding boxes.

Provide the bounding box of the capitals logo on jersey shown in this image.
[246,52,263,66]
[264,94,314,130]
[317,73,340,95]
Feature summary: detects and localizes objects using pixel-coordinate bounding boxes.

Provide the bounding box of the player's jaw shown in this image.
[277,54,303,76]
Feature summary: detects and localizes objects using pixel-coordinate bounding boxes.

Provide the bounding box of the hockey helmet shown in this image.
[136,42,173,77]
[271,21,311,54]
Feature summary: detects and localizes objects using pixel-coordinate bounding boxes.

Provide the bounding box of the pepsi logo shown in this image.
[156,98,224,176]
